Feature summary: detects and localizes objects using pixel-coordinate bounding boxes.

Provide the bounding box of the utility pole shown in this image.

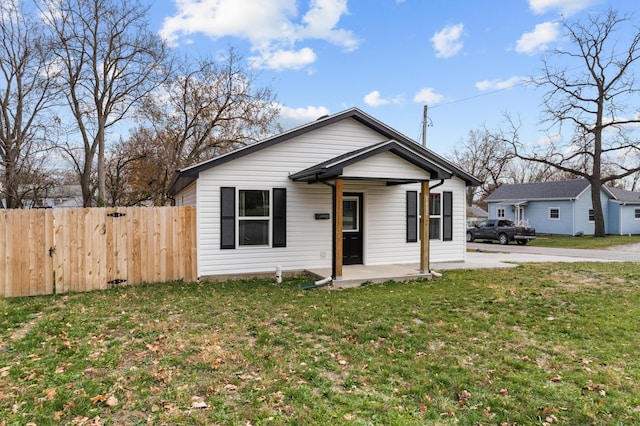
[422,105,428,147]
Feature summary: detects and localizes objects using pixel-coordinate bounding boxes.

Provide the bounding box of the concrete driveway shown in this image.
[430,241,640,271]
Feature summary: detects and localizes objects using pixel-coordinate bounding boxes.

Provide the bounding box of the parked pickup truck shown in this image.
[466,219,536,245]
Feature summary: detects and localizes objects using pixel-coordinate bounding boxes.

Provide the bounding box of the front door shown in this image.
[516,206,524,224]
[342,193,363,265]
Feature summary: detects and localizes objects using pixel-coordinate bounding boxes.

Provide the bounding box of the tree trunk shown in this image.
[590,178,606,237]
[3,160,18,209]
[81,151,95,207]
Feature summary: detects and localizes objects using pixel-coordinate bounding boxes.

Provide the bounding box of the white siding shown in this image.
[344,177,466,266]
[175,181,197,206]
[343,151,428,180]
[195,118,468,277]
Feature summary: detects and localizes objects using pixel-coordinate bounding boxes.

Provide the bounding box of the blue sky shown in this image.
[148,0,638,156]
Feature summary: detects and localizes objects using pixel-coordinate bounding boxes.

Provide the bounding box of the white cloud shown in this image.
[528,0,596,15]
[160,0,358,71]
[475,76,529,91]
[413,88,444,104]
[364,91,389,107]
[278,105,330,129]
[516,21,560,54]
[249,48,317,71]
[431,23,464,58]
[363,90,402,107]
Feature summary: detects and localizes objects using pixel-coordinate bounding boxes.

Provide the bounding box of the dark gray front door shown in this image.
[343,193,363,265]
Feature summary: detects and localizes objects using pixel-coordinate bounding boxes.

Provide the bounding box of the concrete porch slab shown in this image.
[306,264,432,289]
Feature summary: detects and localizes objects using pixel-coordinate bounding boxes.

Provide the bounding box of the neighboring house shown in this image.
[467,204,488,225]
[607,187,640,235]
[1,185,83,209]
[485,179,640,235]
[170,107,481,280]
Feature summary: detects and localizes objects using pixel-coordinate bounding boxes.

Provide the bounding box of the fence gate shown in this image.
[0,209,54,297]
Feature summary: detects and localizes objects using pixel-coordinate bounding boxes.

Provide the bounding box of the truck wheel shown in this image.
[466,232,474,242]
[498,233,509,245]
[517,240,528,245]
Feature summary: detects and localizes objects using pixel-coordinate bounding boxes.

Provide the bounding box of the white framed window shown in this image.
[588,209,595,223]
[549,207,560,220]
[429,193,441,240]
[238,189,270,246]
[343,196,360,232]
[635,208,640,220]
[497,208,505,218]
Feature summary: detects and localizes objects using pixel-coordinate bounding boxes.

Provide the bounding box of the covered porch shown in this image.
[289,140,454,282]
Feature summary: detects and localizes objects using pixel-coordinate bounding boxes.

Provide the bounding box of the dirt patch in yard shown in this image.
[0,297,68,353]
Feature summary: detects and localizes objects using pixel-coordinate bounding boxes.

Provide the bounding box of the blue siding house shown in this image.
[485,179,640,235]
[607,187,640,235]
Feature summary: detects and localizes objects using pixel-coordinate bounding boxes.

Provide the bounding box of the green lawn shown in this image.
[528,234,640,249]
[2,263,640,425]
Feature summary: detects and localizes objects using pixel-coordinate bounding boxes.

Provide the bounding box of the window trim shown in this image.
[635,208,640,220]
[342,195,360,233]
[429,192,441,240]
[238,189,271,247]
[497,207,505,218]
[588,208,595,223]
[221,187,286,249]
[549,207,560,220]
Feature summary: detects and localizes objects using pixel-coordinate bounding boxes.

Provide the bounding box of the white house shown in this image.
[170,108,481,282]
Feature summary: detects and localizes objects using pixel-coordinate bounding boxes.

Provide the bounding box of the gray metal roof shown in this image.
[485,179,591,202]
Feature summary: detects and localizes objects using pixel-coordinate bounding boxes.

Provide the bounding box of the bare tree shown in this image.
[114,49,281,205]
[452,127,513,205]
[506,9,640,237]
[105,131,160,206]
[40,0,167,206]
[0,0,59,208]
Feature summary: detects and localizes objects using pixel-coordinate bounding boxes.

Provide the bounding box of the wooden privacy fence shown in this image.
[0,206,196,298]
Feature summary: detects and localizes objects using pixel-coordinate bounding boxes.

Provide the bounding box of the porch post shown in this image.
[334,179,344,280]
[420,181,430,274]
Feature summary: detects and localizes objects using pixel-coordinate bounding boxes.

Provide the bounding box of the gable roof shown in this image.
[289,139,452,183]
[170,107,481,194]
[608,186,640,204]
[485,179,591,202]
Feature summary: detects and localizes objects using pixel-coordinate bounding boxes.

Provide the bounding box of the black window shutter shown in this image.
[406,191,418,242]
[273,188,286,247]
[443,191,453,241]
[220,187,235,249]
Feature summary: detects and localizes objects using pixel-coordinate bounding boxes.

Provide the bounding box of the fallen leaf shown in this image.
[44,388,57,400]
[458,389,471,405]
[147,343,161,353]
[90,395,106,404]
[546,414,559,423]
[105,396,118,407]
[191,400,208,409]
